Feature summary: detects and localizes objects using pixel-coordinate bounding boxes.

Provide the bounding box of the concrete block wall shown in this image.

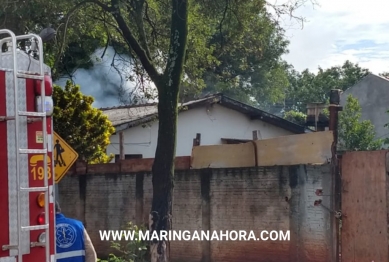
[58,164,332,262]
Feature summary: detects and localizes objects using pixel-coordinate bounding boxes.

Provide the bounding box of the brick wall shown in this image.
[58,164,332,262]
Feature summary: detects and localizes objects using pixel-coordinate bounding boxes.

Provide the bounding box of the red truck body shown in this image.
[0,30,56,262]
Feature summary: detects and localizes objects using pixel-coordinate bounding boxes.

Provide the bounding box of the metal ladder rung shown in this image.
[2,245,18,251]
[0,116,14,121]
[21,224,49,231]
[1,116,45,120]
[18,111,46,117]
[0,116,44,123]
[17,72,44,80]
[27,118,43,123]
[20,186,48,192]
[19,148,47,154]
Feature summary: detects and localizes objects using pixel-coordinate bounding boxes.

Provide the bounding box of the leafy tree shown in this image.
[3,0,307,109]
[283,98,383,152]
[338,95,382,151]
[3,0,304,109]
[0,0,114,80]
[284,60,371,113]
[53,80,115,163]
[383,110,389,147]
[38,1,312,261]
[73,1,189,261]
[379,72,389,79]
[180,7,291,108]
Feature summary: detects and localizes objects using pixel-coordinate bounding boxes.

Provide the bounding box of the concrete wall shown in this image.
[106,104,295,159]
[58,164,332,262]
[340,74,389,142]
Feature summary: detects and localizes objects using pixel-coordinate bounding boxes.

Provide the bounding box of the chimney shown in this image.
[329,89,342,105]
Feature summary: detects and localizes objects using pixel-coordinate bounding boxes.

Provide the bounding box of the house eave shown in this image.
[109,93,306,135]
[113,114,158,134]
[218,96,306,134]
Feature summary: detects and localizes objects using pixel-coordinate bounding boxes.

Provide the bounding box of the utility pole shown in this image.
[329,89,343,262]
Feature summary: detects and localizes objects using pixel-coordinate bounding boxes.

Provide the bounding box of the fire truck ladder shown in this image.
[0,30,51,262]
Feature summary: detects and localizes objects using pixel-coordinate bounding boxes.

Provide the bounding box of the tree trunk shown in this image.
[149,86,178,262]
[149,1,188,262]
[96,0,188,259]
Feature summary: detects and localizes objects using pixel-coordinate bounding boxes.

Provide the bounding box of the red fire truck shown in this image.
[0,29,56,261]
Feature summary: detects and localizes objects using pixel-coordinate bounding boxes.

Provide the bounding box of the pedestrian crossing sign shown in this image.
[53,132,79,183]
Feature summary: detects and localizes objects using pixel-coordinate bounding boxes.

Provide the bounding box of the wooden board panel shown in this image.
[255,131,333,166]
[191,143,255,169]
[191,131,333,169]
[341,150,388,262]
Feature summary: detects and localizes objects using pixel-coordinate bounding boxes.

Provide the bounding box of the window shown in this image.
[115,154,143,162]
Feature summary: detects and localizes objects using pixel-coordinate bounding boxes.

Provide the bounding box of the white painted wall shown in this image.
[106,104,295,159]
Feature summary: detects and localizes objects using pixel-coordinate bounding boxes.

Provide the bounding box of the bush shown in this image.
[98,222,150,262]
[284,110,307,126]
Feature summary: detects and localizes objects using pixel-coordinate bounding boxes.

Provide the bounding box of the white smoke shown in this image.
[54,46,157,108]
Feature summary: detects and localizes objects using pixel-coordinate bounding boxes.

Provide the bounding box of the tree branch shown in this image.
[134,0,153,60]
[110,0,162,84]
[162,0,188,91]
[53,0,112,79]
[218,0,229,52]
[101,13,111,58]
[144,2,158,46]
[266,0,318,28]
[85,0,112,12]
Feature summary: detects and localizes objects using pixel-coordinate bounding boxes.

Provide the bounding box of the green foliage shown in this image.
[285,60,370,113]
[384,110,389,146]
[53,81,115,163]
[379,72,389,78]
[3,0,295,106]
[4,0,310,107]
[284,110,307,126]
[181,1,290,107]
[0,0,111,80]
[322,108,330,118]
[338,95,383,151]
[98,222,150,262]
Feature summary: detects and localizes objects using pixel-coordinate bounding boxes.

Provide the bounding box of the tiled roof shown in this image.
[100,93,306,134]
[101,103,158,127]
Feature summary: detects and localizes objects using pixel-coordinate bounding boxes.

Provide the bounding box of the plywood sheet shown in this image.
[341,150,388,262]
[191,131,333,169]
[191,142,255,169]
[255,131,333,166]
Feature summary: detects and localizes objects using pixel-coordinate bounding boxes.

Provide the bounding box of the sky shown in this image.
[279,0,389,74]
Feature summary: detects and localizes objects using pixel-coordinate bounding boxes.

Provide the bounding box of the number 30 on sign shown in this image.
[30,155,52,180]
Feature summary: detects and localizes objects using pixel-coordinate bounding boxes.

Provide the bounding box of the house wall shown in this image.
[58,165,332,262]
[340,74,389,142]
[106,104,295,159]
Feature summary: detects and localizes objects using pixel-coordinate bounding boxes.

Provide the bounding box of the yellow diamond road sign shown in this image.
[53,132,78,183]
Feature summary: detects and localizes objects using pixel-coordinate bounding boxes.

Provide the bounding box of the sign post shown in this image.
[53,132,79,183]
